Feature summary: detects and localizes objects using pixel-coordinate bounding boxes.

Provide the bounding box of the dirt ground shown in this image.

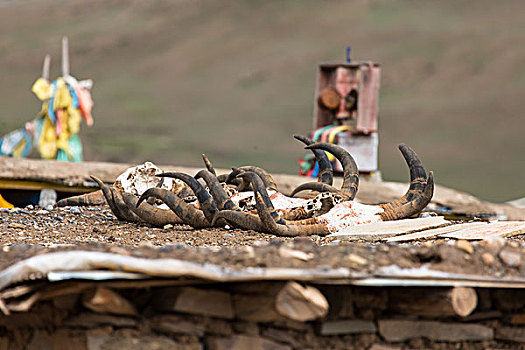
[1,203,524,279]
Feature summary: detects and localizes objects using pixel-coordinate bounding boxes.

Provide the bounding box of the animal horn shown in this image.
[56,190,105,207]
[253,191,331,236]
[120,190,183,226]
[225,168,251,191]
[231,166,278,191]
[90,176,139,222]
[290,182,342,197]
[211,210,268,232]
[157,172,218,222]
[202,154,217,176]
[293,134,333,185]
[137,187,210,228]
[304,143,359,200]
[380,171,434,221]
[380,144,428,211]
[195,169,237,210]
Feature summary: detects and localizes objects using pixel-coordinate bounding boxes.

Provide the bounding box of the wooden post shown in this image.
[42,55,51,80]
[62,36,69,77]
[388,286,478,317]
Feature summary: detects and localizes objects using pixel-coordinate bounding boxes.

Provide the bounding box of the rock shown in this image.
[87,335,201,350]
[499,249,522,267]
[28,329,87,350]
[484,236,505,250]
[82,287,137,316]
[232,322,259,336]
[482,252,495,265]
[369,345,402,350]
[8,222,25,229]
[65,313,137,328]
[233,294,285,322]
[378,320,493,342]
[347,253,367,265]
[279,246,314,261]
[153,287,234,319]
[70,206,81,214]
[495,326,525,343]
[275,282,329,322]
[262,328,300,348]
[150,315,205,337]
[206,335,291,350]
[205,318,233,336]
[320,320,377,335]
[456,239,473,254]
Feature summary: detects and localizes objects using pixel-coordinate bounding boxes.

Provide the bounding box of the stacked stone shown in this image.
[2,281,525,349]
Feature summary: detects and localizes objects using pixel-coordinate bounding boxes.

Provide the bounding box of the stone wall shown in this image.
[1,282,525,349]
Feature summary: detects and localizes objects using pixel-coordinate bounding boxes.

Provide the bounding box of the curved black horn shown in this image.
[157,172,217,222]
[137,187,210,228]
[305,143,359,200]
[120,190,183,226]
[195,169,237,211]
[293,134,333,185]
[253,191,331,236]
[201,154,217,176]
[380,144,428,211]
[380,171,434,221]
[90,176,139,222]
[290,182,342,197]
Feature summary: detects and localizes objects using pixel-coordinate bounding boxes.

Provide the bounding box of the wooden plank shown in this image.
[442,221,525,240]
[385,222,488,242]
[329,216,449,240]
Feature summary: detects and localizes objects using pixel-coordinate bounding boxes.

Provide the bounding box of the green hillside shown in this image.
[1,0,524,202]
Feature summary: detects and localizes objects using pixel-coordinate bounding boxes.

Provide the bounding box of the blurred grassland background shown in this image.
[0,0,523,202]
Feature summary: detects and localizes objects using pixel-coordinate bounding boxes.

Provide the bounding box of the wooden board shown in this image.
[386,221,525,242]
[329,216,450,240]
[441,221,525,240]
[385,222,488,242]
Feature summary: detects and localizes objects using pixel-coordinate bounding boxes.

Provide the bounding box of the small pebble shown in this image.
[348,253,368,265]
[163,224,173,230]
[25,205,34,210]
[56,215,64,221]
[70,207,81,214]
[45,205,54,211]
[482,252,495,265]
[20,210,30,215]
[456,240,474,254]
[35,210,49,215]
[499,249,521,267]
[484,236,505,250]
[223,233,234,238]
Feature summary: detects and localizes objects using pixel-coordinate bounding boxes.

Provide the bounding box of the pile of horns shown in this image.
[58,135,434,236]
